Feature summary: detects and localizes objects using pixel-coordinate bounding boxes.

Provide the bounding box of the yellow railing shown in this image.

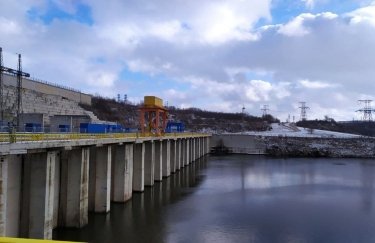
[0,237,84,243]
[0,132,208,143]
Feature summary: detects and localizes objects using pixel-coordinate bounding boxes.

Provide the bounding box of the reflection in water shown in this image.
[360,161,375,212]
[54,157,208,243]
[55,155,375,243]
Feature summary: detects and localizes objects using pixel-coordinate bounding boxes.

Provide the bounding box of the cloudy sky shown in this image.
[1,0,375,121]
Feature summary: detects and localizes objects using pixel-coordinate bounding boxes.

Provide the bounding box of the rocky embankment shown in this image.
[261,136,375,158]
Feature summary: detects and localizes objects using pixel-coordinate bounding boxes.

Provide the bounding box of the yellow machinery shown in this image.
[139,96,168,136]
[143,96,163,108]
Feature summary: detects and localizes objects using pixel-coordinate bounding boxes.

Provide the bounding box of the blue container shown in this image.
[106,124,123,133]
[80,123,107,133]
[166,122,185,133]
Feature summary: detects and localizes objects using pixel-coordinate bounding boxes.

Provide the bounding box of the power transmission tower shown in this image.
[16,54,23,130]
[299,102,310,121]
[0,48,3,121]
[356,100,375,121]
[261,105,269,117]
[0,48,30,130]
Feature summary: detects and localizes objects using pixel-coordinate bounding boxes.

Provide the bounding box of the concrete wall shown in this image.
[2,73,91,105]
[212,134,375,158]
[211,134,266,154]
[49,115,91,133]
[19,113,45,128]
[0,82,98,125]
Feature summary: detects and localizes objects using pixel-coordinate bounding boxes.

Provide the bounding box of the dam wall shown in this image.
[211,134,375,158]
[210,134,266,155]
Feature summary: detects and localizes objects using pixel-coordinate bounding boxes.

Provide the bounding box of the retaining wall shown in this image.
[2,73,91,105]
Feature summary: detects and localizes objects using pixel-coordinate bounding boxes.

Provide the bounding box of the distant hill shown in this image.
[296,119,375,137]
[80,96,279,133]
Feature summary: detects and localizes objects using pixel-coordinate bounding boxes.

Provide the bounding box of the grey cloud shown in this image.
[1,0,374,121]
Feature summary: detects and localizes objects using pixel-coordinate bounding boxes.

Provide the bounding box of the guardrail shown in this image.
[0,236,84,243]
[0,132,209,143]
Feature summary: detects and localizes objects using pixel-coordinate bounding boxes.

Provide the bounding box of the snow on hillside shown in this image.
[236,123,360,138]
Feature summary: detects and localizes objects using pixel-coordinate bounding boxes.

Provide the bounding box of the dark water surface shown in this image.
[54,155,375,243]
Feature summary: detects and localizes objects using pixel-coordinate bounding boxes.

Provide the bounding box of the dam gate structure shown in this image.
[0,133,210,239]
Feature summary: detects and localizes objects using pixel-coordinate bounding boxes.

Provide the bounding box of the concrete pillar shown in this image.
[0,155,22,237]
[197,138,200,159]
[206,137,211,153]
[59,148,90,228]
[189,138,195,164]
[162,140,170,177]
[186,139,190,166]
[191,138,194,161]
[198,138,202,158]
[144,141,155,186]
[201,137,206,157]
[0,156,8,236]
[112,143,133,202]
[195,138,201,160]
[181,139,185,167]
[133,143,145,192]
[53,152,60,229]
[202,138,204,156]
[203,137,207,155]
[170,140,176,174]
[195,138,197,160]
[124,144,133,199]
[192,138,196,162]
[204,137,207,155]
[5,155,22,237]
[176,139,181,171]
[191,138,198,162]
[89,146,112,213]
[20,151,57,239]
[154,141,162,182]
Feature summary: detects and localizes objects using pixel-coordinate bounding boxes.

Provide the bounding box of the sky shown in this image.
[1,0,375,121]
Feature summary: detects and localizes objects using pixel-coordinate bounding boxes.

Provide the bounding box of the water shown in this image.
[54,155,375,243]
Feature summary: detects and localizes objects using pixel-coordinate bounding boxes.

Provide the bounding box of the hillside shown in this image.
[80,96,279,132]
[296,119,375,137]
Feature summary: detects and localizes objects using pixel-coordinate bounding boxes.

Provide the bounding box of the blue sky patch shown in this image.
[27,1,93,26]
[120,68,189,100]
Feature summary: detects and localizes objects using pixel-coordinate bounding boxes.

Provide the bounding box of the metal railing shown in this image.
[0,132,209,143]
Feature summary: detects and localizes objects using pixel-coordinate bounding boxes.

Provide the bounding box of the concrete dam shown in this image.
[0,134,210,240]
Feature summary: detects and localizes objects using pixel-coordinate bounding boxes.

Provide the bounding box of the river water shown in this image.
[54,155,375,243]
